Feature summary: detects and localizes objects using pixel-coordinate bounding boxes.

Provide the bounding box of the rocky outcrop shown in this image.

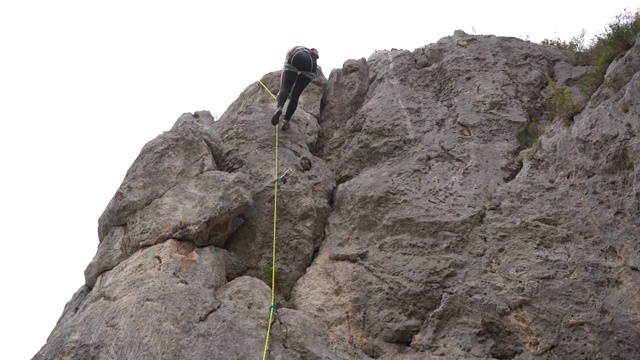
[85,112,253,287]
[35,32,640,360]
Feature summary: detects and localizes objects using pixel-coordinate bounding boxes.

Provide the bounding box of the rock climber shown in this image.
[271,46,319,130]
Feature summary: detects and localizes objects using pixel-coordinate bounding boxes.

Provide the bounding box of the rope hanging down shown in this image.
[259,80,289,360]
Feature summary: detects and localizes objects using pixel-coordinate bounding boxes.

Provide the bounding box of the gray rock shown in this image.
[85,111,253,287]
[214,71,335,299]
[294,33,640,359]
[36,33,640,359]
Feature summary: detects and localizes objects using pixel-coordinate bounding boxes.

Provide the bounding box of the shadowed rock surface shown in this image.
[35,32,639,359]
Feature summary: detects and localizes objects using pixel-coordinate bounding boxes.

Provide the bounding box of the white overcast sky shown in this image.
[1,1,638,358]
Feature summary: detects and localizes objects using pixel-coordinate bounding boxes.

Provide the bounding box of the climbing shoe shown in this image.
[281,119,290,131]
[271,107,282,125]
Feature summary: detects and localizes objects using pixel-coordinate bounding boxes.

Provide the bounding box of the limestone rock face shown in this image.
[35,34,640,360]
[85,112,253,287]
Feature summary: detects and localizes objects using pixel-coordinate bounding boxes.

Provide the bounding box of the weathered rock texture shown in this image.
[35,31,640,360]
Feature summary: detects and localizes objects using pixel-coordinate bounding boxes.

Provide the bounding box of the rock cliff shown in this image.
[35,31,640,359]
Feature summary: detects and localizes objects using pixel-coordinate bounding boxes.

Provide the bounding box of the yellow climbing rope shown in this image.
[261,125,279,360]
[259,79,285,360]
